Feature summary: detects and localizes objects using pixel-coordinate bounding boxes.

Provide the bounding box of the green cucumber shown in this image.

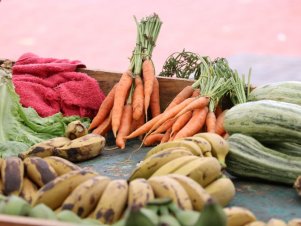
[224,100,301,144]
[226,133,301,184]
[265,142,301,157]
[248,81,301,106]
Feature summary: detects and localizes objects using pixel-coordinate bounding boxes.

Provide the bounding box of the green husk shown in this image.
[0,65,90,157]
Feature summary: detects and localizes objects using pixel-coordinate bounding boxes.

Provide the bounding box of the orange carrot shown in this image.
[152,118,175,134]
[169,131,178,141]
[215,109,228,135]
[143,134,164,146]
[171,111,193,137]
[112,71,133,137]
[161,128,172,143]
[142,59,155,116]
[173,96,210,119]
[126,114,162,139]
[149,97,196,134]
[150,77,161,118]
[215,104,223,118]
[191,89,200,97]
[131,111,145,132]
[132,76,144,120]
[174,107,209,140]
[92,112,112,136]
[116,104,133,149]
[206,111,217,133]
[89,84,117,130]
[165,85,194,111]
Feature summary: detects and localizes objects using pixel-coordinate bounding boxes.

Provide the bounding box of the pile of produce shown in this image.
[224,81,301,185]
[0,63,90,157]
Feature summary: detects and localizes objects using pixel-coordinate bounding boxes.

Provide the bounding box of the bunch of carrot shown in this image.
[125,63,233,146]
[88,14,163,149]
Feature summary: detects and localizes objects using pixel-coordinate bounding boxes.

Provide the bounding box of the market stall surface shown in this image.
[78,138,301,222]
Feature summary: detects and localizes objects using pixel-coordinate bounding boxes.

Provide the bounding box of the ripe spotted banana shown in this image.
[1,157,24,196]
[129,148,193,180]
[18,137,71,159]
[61,175,111,218]
[145,140,203,159]
[128,178,155,208]
[20,177,38,204]
[267,219,287,226]
[151,155,199,177]
[53,134,105,162]
[148,175,193,210]
[205,177,236,207]
[288,219,301,226]
[245,221,267,226]
[43,156,81,176]
[173,157,222,187]
[65,120,88,140]
[167,174,211,211]
[224,206,256,226]
[92,179,128,224]
[178,136,213,157]
[32,169,98,210]
[23,157,58,187]
[194,133,229,168]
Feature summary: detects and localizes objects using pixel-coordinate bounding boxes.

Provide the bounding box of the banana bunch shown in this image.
[19,133,105,162]
[0,194,107,225]
[0,156,80,204]
[144,132,229,167]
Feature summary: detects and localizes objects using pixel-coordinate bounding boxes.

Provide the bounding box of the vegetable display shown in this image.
[0,65,90,157]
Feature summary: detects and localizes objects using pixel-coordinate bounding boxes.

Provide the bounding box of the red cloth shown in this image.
[12,53,105,118]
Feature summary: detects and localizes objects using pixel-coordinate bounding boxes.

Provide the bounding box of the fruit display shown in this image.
[19,133,106,162]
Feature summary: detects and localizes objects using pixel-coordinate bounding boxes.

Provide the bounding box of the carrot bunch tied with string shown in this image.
[89,13,163,149]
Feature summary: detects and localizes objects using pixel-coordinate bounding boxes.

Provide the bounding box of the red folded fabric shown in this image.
[12,53,105,118]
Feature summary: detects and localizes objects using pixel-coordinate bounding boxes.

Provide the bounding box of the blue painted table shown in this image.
[78,138,301,222]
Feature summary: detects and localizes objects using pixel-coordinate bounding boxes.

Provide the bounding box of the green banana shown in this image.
[0,195,31,216]
[168,202,199,226]
[158,206,181,226]
[29,203,57,220]
[194,198,227,226]
[56,209,83,223]
[125,206,159,226]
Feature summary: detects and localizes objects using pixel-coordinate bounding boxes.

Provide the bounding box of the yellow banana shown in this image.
[288,219,301,226]
[128,178,155,208]
[148,175,193,210]
[18,137,71,159]
[1,157,24,196]
[129,148,193,181]
[53,134,105,162]
[167,174,211,211]
[177,136,212,157]
[267,219,287,226]
[145,140,203,159]
[92,179,128,224]
[151,155,199,177]
[32,169,98,210]
[245,221,267,226]
[224,206,256,226]
[194,132,229,167]
[205,177,235,207]
[23,157,58,187]
[61,175,111,218]
[43,156,81,176]
[20,177,38,204]
[173,157,222,187]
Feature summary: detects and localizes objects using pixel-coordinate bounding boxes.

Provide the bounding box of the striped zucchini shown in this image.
[224,100,301,144]
[265,142,301,157]
[248,81,301,106]
[226,133,301,184]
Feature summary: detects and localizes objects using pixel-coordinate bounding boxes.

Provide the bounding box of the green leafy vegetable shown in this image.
[0,65,90,157]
